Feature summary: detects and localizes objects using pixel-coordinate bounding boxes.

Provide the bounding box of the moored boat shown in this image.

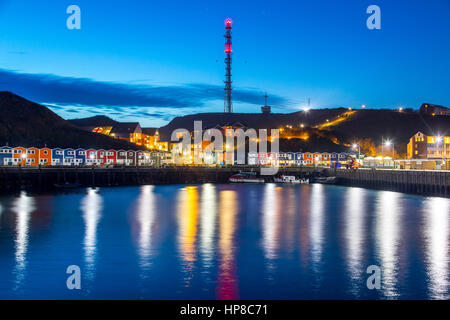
[274,175,309,184]
[229,172,265,183]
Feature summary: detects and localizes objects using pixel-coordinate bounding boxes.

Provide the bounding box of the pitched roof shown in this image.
[110,122,141,135]
[142,127,159,136]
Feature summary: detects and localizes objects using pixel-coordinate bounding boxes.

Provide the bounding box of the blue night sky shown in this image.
[0,0,449,126]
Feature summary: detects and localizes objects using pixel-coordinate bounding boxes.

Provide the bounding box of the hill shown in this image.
[0,92,143,150]
[69,115,119,129]
[158,109,346,138]
[156,108,450,154]
[319,109,450,154]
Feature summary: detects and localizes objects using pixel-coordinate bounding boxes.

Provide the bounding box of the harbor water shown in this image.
[0,184,449,299]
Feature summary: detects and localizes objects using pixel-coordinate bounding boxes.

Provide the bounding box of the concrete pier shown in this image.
[328,168,450,198]
[0,166,448,197]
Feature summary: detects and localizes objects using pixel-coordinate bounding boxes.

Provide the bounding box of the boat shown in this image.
[229,172,265,183]
[54,182,82,189]
[312,176,337,184]
[274,175,309,184]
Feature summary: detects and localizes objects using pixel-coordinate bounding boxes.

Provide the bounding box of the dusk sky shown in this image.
[0,0,449,126]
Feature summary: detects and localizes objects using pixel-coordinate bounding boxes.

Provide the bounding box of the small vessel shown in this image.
[274,175,309,184]
[229,172,265,183]
[54,182,82,189]
[313,176,337,184]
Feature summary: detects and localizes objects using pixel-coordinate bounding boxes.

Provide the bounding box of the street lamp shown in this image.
[436,136,446,169]
[352,143,360,160]
[384,140,395,167]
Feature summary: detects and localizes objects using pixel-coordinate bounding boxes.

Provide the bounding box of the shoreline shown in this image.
[0,166,448,198]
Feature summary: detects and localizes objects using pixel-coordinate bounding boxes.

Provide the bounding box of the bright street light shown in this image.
[383,140,395,159]
[352,144,360,159]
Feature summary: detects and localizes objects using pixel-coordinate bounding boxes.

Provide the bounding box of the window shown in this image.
[43,150,48,155]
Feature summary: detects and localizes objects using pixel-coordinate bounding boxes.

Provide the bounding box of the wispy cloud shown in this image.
[0,69,291,118]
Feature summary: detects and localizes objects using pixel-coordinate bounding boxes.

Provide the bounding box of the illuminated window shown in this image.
[427,136,436,144]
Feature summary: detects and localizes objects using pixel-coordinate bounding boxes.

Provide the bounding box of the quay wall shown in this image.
[328,168,450,198]
[0,166,318,192]
[1,166,448,197]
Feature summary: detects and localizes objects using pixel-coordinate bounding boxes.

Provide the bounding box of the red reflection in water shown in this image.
[216,190,239,300]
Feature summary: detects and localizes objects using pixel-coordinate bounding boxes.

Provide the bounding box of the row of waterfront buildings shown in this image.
[0,146,168,166]
[0,145,357,167]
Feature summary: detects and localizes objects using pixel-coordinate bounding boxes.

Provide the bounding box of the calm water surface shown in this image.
[0,184,449,299]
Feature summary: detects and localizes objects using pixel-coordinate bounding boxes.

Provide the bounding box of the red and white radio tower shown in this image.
[224,18,233,113]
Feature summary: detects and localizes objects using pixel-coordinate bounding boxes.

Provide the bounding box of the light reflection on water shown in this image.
[135,185,156,278]
[12,192,35,292]
[262,184,279,263]
[310,184,324,269]
[81,188,103,282]
[217,190,238,300]
[424,197,450,299]
[0,184,449,299]
[200,184,217,269]
[344,187,366,296]
[375,191,403,298]
[177,186,199,286]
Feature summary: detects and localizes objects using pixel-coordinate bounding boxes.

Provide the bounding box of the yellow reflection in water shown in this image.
[81,188,103,281]
[217,190,238,299]
[200,184,217,267]
[12,191,35,291]
[376,191,402,298]
[136,185,156,274]
[344,187,366,295]
[177,186,199,285]
[424,197,450,299]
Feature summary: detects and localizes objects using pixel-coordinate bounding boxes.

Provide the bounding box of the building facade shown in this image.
[420,103,450,116]
[407,131,450,159]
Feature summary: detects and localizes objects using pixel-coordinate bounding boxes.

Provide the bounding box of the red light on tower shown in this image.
[224,18,233,113]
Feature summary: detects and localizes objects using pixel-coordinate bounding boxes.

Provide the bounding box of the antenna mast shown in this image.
[224,18,233,113]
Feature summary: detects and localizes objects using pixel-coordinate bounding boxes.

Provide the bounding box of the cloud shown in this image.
[0,68,290,110]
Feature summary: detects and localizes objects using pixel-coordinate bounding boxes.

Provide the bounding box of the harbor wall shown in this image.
[0,166,318,192]
[328,168,449,197]
[0,166,448,197]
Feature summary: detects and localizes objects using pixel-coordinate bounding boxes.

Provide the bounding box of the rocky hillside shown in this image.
[0,91,143,150]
